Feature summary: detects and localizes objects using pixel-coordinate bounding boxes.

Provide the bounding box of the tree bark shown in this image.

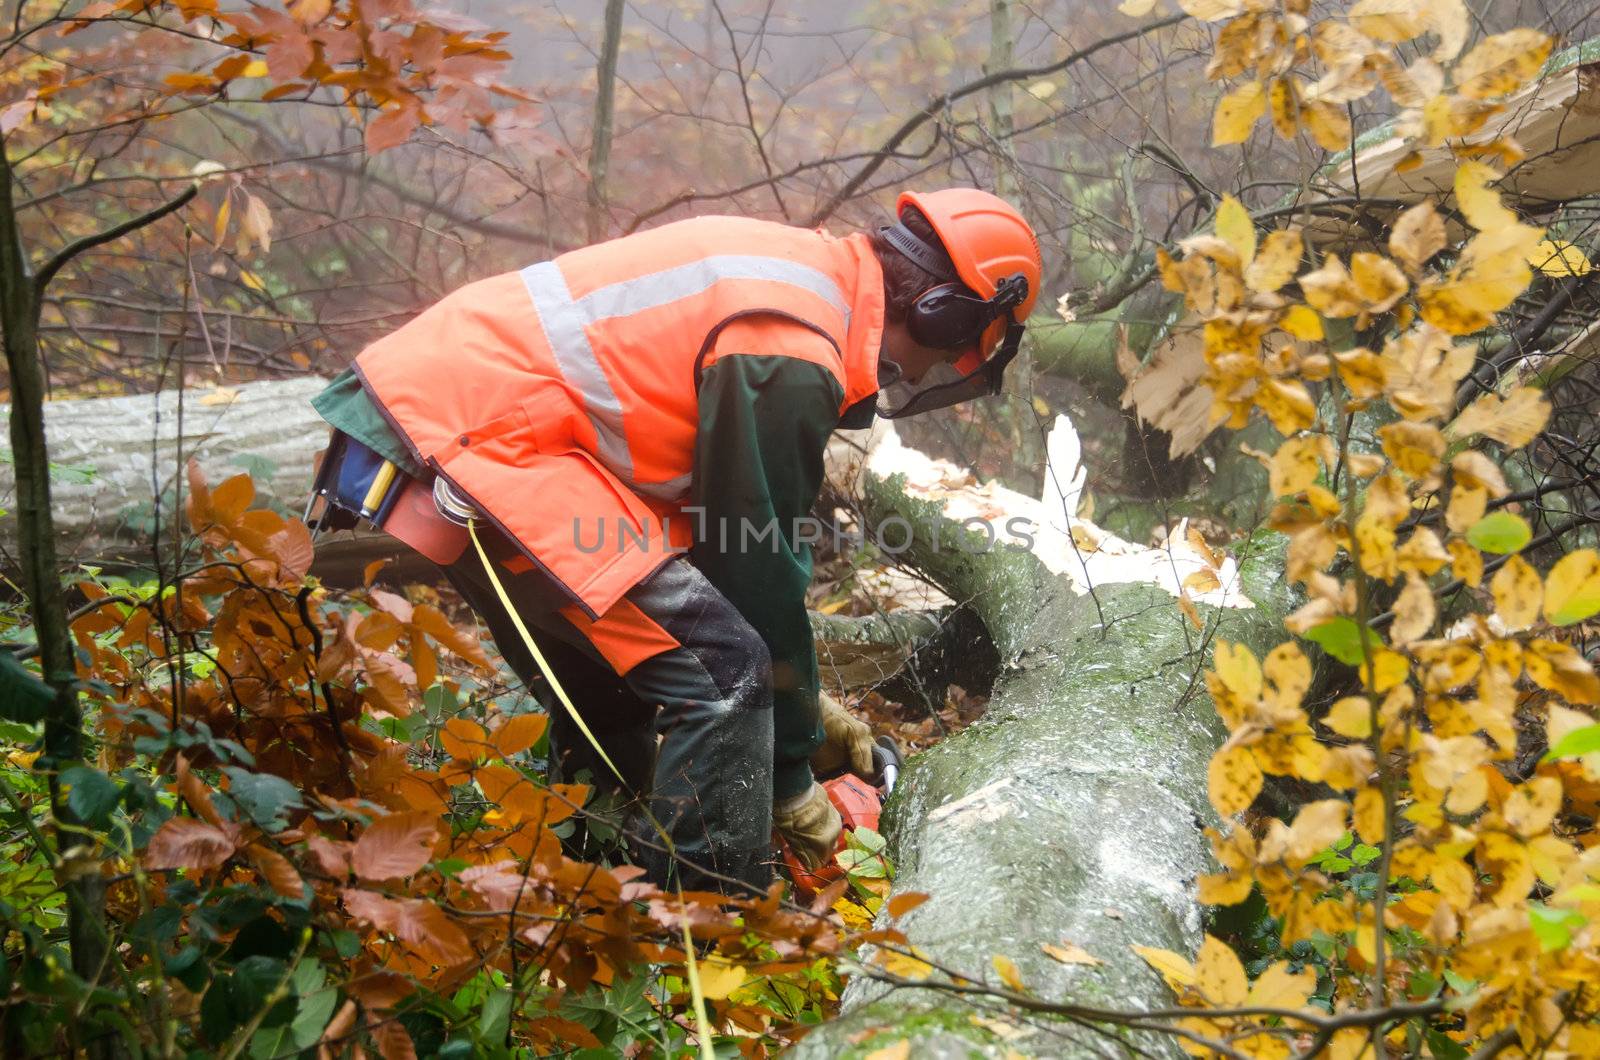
[793,423,1294,1058]
[586,0,627,243]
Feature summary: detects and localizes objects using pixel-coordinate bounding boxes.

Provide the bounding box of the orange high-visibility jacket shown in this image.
[354,216,885,617]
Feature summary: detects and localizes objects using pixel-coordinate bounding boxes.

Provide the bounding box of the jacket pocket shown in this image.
[522,380,579,454]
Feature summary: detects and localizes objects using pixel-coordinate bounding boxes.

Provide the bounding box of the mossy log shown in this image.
[796,423,1295,1058]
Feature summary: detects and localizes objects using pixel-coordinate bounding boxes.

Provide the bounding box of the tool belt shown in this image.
[304,431,469,565]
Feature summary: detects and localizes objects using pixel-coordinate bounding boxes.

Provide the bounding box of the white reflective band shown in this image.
[576,254,849,327]
[632,472,693,501]
[521,254,849,500]
[520,261,635,483]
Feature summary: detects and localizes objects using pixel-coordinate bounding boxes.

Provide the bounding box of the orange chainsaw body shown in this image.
[778,738,900,899]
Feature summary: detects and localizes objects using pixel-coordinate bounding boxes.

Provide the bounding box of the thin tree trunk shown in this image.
[587,0,627,243]
[0,131,108,1048]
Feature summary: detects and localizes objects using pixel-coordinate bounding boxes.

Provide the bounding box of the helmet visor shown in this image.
[878,321,1024,419]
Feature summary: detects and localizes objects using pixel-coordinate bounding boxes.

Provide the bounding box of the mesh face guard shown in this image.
[877,319,1025,419]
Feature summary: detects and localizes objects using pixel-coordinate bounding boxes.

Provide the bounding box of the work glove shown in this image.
[810,692,875,777]
[773,782,843,871]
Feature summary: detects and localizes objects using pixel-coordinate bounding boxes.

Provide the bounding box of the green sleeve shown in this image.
[310,368,426,478]
[690,353,842,800]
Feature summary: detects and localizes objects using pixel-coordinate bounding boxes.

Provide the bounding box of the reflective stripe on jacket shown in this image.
[354,216,885,617]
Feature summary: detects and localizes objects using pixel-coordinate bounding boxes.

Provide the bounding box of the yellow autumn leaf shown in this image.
[1544,549,1600,626]
[1325,696,1374,740]
[1269,435,1326,496]
[1350,251,1410,312]
[878,945,933,979]
[1455,28,1553,100]
[241,59,270,78]
[1209,745,1263,817]
[1348,0,1424,43]
[1417,271,1516,335]
[1448,538,1484,587]
[1451,450,1509,497]
[1353,785,1386,843]
[1370,648,1410,692]
[1427,0,1469,61]
[1303,99,1352,150]
[1448,387,1550,447]
[1213,641,1263,702]
[1378,421,1444,478]
[1213,80,1267,145]
[864,1041,912,1060]
[1300,254,1362,317]
[1526,639,1600,704]
[1214,195,1257,266]
[1454,161,1518,232]
[1391,572,1436,646]
[1388,201,1447,275]
[1280,304,1325,340]
[1116,0,1160,14]
[1246,228,1304,293]
[212,194,232,246]
[1446,485,1488,534]
[695,957,747,999]
[1258,377,1318,434]
[1504,776,1561,837]
[992,954,1026,992]
[1491,554,1542,632]
[1528,239,1593,278]
[242,192,273,254]
[1334,347,1385,398]
[1042,941,1103,967]
[1195,933,1248,1005]
[1286,799,1348,865]
[1269,76,1299,139]
[1399,527,1451,576]
[1247,960,1316,1009]
[1198,868,1254,906]
[1132,944,1196,992]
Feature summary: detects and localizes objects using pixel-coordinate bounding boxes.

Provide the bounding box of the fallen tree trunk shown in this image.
[795,421,1294,1058]
[1,377,330,564]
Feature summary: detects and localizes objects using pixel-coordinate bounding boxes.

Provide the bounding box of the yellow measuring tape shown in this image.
[465,517,717,1060]
[466,518,627,787]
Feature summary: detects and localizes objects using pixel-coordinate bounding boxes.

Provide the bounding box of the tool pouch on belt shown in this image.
[305,431,468,565]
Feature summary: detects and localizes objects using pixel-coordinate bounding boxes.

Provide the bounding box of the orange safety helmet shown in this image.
[877,187,1043,418]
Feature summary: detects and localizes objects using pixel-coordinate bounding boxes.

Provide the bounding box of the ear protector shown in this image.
[880,221,1030,350]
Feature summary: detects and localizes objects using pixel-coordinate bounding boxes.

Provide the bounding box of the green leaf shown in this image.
[1351,843,1382,866]
[1466,511,1532,554]
[290,957,325,997]
[0,652,53,723]
[61,766,120,829]
[290,987,339,1049]
[1545,723,1600,761]
[1304,617,1371,665]
[250,1024,295,1060]
[477,987,512,1043]
[1425,1029,1469,1060]
[222,768,303,833]
[847,827,886,854]
[1528,902,1586,951]
[232,955,290,1020]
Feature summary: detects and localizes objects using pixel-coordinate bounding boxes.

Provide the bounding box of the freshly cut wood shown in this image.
[1120,45,1600,460]
[1308,48,1600,242]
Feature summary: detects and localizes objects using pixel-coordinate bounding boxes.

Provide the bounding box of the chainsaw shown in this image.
[779,736,904,900]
